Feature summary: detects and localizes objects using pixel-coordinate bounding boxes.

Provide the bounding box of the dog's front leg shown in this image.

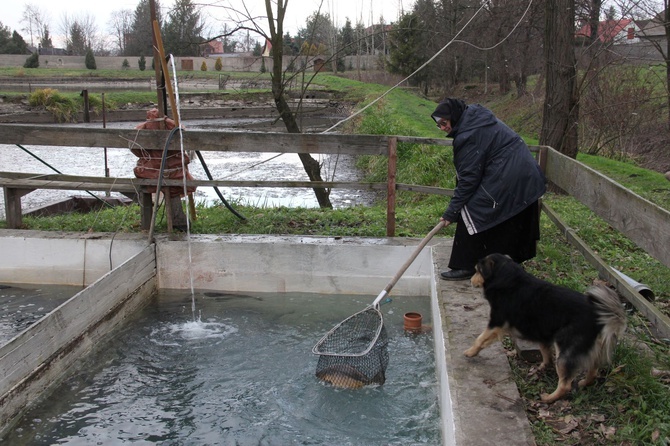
[464,327,502,357]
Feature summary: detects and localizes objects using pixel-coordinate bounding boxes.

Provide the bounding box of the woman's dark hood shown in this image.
[431,98,467,126]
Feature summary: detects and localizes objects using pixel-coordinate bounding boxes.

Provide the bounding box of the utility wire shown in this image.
[321,0,535,134]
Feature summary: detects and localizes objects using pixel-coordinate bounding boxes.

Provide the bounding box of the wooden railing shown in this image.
[1,124,669,336]
[0,124,453,235]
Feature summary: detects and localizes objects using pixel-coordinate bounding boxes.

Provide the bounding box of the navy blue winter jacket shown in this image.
[442,104,547,234]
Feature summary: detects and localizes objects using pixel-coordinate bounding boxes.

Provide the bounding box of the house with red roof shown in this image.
[575,18,640,45]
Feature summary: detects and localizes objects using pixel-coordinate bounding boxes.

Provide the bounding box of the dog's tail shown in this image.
[587,285,627,364]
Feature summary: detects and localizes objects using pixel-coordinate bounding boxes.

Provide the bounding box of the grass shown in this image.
[2,70,670,445]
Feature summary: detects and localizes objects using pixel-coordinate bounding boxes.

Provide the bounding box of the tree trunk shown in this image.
[665,5,670,130]
[540,0,579,158]
[265,0,333,208]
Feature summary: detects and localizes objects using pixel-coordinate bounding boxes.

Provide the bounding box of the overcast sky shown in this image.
[3,0,408,48]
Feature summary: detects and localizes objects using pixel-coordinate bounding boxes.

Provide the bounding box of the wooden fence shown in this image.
[1,124,669,336]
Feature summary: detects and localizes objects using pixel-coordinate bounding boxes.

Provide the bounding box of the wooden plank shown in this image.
[544,146,670,269]
[396,184,454,196]
[0,245,156,393]
[396,136,452,146]
[387,137,397,237]
[0,106,331,124]
[0,247,157,434]
[0,172,388,191]
[0,124,390,156]
[542,203,670,339]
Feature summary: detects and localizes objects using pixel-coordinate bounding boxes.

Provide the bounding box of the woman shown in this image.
[432,98,546,280]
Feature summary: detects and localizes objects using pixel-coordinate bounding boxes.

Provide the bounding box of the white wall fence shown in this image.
[0,54,385,72]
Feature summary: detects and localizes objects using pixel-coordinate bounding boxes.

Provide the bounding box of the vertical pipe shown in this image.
[102,93,110,198]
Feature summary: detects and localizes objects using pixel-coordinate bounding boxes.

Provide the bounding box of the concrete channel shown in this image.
[0,229,534,445]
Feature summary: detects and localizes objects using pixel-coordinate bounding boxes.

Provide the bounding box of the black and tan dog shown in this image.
[464,253,627,403]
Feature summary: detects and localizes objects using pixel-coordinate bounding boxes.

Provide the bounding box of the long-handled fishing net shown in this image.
[312,221,446,388]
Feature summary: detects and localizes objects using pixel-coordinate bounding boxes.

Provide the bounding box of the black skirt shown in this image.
[448,201,541,270]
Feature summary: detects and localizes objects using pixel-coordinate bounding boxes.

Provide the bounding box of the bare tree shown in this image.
[60,13,100,55]
[540,0,579,157]
[109,9,133,56]
[631,0,670,127]
[21,4,47,48]
[264,0,333,208]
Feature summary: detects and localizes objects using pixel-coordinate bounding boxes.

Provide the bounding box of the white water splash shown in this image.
[151,319,237,345]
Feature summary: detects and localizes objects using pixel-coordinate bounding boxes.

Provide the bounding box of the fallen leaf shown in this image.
[651,368,670,378]
[589,414,605,423]
[652,429,660,441]
[610,364,626,374]
[599,423,616,440]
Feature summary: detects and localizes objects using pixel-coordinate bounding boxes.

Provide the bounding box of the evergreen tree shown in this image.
[163,0,205,56]
[138,54,146,70]
[214,57,223,71]
[85,48,97,69]
[126,0,160,57]
[66,21,87,56]
[297,12,335,49]
[0,23,29,54]
[23,52,39,68]
[12,31,29,54]
[122,58,130,69]
[282,32,299,56]
[339,18,355,56]
[387,13,428,88]
[39,25,52,51]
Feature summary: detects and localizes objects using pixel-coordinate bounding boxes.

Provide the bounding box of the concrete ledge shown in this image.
[432,245,535,446]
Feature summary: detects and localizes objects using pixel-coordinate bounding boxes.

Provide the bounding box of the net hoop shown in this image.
[312,305,383,357]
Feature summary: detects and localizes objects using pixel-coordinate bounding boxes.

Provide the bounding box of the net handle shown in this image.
[372,221,446,307]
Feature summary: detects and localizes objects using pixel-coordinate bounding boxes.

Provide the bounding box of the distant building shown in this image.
[575,18,640,45]
[38,46,67,56]
[201,40,224,57]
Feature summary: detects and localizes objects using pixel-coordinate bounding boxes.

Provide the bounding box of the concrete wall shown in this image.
[156,234,439,296]
[0,54,383,73]
[0,230,149,287]
[0,230,440,295]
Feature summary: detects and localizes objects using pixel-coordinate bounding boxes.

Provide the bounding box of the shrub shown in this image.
[23,52,39,68]
[28,88,77,122]
[138,55,146,71]
[122,58,130,69]
[200,61,207,71]
[85,49,97,70]
[215,57,223,71]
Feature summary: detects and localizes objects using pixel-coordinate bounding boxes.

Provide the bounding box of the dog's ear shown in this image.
[479,254,497,279]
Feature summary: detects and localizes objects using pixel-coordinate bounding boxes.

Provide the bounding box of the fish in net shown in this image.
[313,306,389,388]
[312,221,446,389]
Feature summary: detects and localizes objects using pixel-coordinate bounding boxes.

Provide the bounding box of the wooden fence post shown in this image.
[386,137,397,237]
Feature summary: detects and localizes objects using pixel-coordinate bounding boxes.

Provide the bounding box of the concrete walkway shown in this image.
[432,241,536,446]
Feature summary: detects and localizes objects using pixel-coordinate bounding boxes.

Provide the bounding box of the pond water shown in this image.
[0,283,83,344]
[2,290,441,445]
[0,116,379,220]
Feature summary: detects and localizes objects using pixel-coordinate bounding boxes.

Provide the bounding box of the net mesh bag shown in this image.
[313,306,389,388]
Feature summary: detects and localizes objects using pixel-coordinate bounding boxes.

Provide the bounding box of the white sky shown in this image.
[2,0,409,48]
